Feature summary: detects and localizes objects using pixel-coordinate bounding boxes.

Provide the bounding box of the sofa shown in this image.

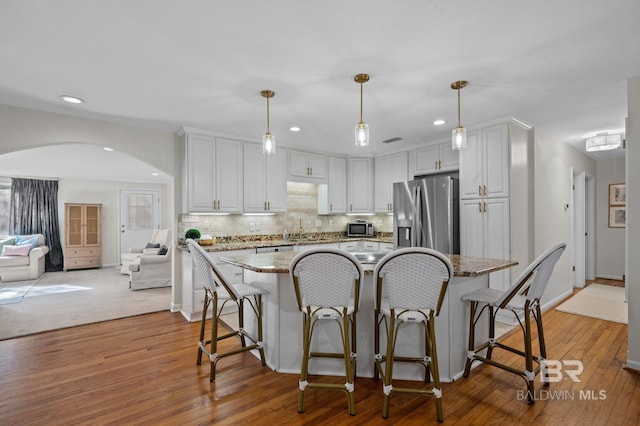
[0,234,50,282]
[121,229,172,290]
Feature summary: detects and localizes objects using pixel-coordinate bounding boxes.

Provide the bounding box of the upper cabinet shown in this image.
[289,150,327,182]
[412,142,459,176]
[185,133,243,213]
[347,157,374,214]
[459,123,509,200]
[374,152,408,213]
[243,143,287,213]
[318,156,347,214]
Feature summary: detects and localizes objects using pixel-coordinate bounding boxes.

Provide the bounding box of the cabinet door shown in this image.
[307,153,327,179]
[215,138,243,213]
[327,156,347,213]
[289,151,309,177]
[459,130,484,199]
[187,134,216,212]
[265,149,287,212]
[348,158,374,214]
[243,143,267,213]
[484,123,510,198]
[374,155,392,212]
[84,205,101,246]
[459,199,485,258]
[485,198,510,290]
[413,145,439,175]
[438,142,459,171]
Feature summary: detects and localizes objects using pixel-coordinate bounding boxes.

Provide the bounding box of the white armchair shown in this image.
[123,229,172,290]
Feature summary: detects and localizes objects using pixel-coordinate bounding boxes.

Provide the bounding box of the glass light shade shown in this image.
[585,134,621,152]
[262,132,276,155]
[452,126,467,150]
[355,122,369,147]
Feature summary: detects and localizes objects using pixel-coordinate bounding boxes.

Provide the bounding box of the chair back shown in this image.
[187,239,237,301]
[373,247,454,315]
[497,243,566,308]
[289,248,364,312]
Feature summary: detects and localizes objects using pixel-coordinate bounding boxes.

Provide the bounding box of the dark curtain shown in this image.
[9,178,64,272]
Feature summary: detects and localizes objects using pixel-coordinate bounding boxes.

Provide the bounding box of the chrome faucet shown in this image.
[298,217,305,239]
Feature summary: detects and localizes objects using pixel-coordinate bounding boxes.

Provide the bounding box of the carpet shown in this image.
[555,284,627,324]
[0,268,171,340]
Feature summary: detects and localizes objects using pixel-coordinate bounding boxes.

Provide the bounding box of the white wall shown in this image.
[595,158,626,279]
[58,179,172,267]
[534,128,596,307]
[626,75,640,370]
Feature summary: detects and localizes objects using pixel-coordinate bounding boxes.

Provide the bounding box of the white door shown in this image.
[119,189,160,261]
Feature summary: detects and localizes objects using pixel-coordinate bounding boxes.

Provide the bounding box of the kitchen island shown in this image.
[220,251,517,382]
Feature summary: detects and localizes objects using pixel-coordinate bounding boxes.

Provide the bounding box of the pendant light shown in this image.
[451,80,468,150]
[261,90,276,155]
[354,73,370,147]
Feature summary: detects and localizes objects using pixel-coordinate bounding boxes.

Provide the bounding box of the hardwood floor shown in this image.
[1,281,637,425]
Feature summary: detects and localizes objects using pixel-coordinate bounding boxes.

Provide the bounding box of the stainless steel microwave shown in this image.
[347,221,374,237]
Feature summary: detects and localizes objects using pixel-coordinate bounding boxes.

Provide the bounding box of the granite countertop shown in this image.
[220,251,517,277]
[177,235,393,253]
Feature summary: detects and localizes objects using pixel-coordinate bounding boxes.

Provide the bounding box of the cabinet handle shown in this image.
[478,185,482,196]
[435,160,438,169]
[478,202,482,213]
[330,203,333,212]
[310,167,313,176]
[438,160,442,170]
[483,201,487,213]
[350,204,353,212]
[483,185,488,196]
[267,201,270,210]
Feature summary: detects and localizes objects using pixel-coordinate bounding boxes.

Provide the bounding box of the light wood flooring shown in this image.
[0,279,637,425]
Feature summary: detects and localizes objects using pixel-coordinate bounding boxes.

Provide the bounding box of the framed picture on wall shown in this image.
[609,183,626,206]
[609,206,626,228]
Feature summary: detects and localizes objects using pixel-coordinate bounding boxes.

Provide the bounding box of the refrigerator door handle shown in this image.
[414,185,423,247]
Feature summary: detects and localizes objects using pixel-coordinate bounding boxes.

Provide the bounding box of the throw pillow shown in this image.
[144,242,161,249]
[0,237,16,253]
[15,235,39,248]
[2,244,31,256]
[157,245,168,256]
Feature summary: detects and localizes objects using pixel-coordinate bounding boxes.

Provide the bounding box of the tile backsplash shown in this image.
[178,182,393,240]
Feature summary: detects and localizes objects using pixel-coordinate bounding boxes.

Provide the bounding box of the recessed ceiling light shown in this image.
[103,147,114,151]
[151,172,159,176]
[289,126,301,132]
[60,95,84,104]
[433,119,446,126]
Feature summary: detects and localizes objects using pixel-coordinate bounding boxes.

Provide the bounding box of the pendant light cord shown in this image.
[360,82,364,124]
[266,96,270,133]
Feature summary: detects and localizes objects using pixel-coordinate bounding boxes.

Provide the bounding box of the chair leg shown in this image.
[209,293,220,382]
[463,301,478,377]
[343,313,356,416]
[256,294,266,366]
[381,313,396,419]
[524,304,535,404]
[238,299,247,348]
[298,313,311,413]
[197,292,211,365]
[424,318,432,383]
[486,306,495,360]
[535,304,548,386]
[427,314,443,423]
[373,310,381,381]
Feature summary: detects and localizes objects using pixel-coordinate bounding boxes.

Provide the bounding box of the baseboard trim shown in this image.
[625,359,640,372]
[597,274,625,281]
[541,289,573,313]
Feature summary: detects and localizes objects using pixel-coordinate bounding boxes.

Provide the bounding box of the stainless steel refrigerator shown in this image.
[393,175,459,253]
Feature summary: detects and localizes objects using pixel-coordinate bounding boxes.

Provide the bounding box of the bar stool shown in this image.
[289,248,364,416]
[187,239,266,381]
[373,247,453,422]
[461,243,566,404]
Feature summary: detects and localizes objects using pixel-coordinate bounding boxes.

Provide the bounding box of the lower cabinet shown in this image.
[180,248,253,321]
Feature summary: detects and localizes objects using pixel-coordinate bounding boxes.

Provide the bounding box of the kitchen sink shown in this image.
[352,252,387,263]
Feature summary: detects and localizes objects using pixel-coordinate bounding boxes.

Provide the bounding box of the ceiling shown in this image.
[1,1,636,182]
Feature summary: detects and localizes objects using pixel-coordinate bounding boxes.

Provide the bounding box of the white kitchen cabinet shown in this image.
[289,150,327,181]
[412,142,459,176]
[339,240,379,252]
[347,157,374,214]
[318,156,347,214]
[296,242,341,252]
[379,242,394,253]
[460,198,510,291]
[374,152,408,213]
[185,133,243,213]
[180,248,253,322]
[243,143,287,213]
[459,123,509,200]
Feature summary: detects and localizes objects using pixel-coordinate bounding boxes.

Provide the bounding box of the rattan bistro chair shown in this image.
[187,239,266,381]
[461,243,566,404]
[373,247,454,422]
[289,248,364,416]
